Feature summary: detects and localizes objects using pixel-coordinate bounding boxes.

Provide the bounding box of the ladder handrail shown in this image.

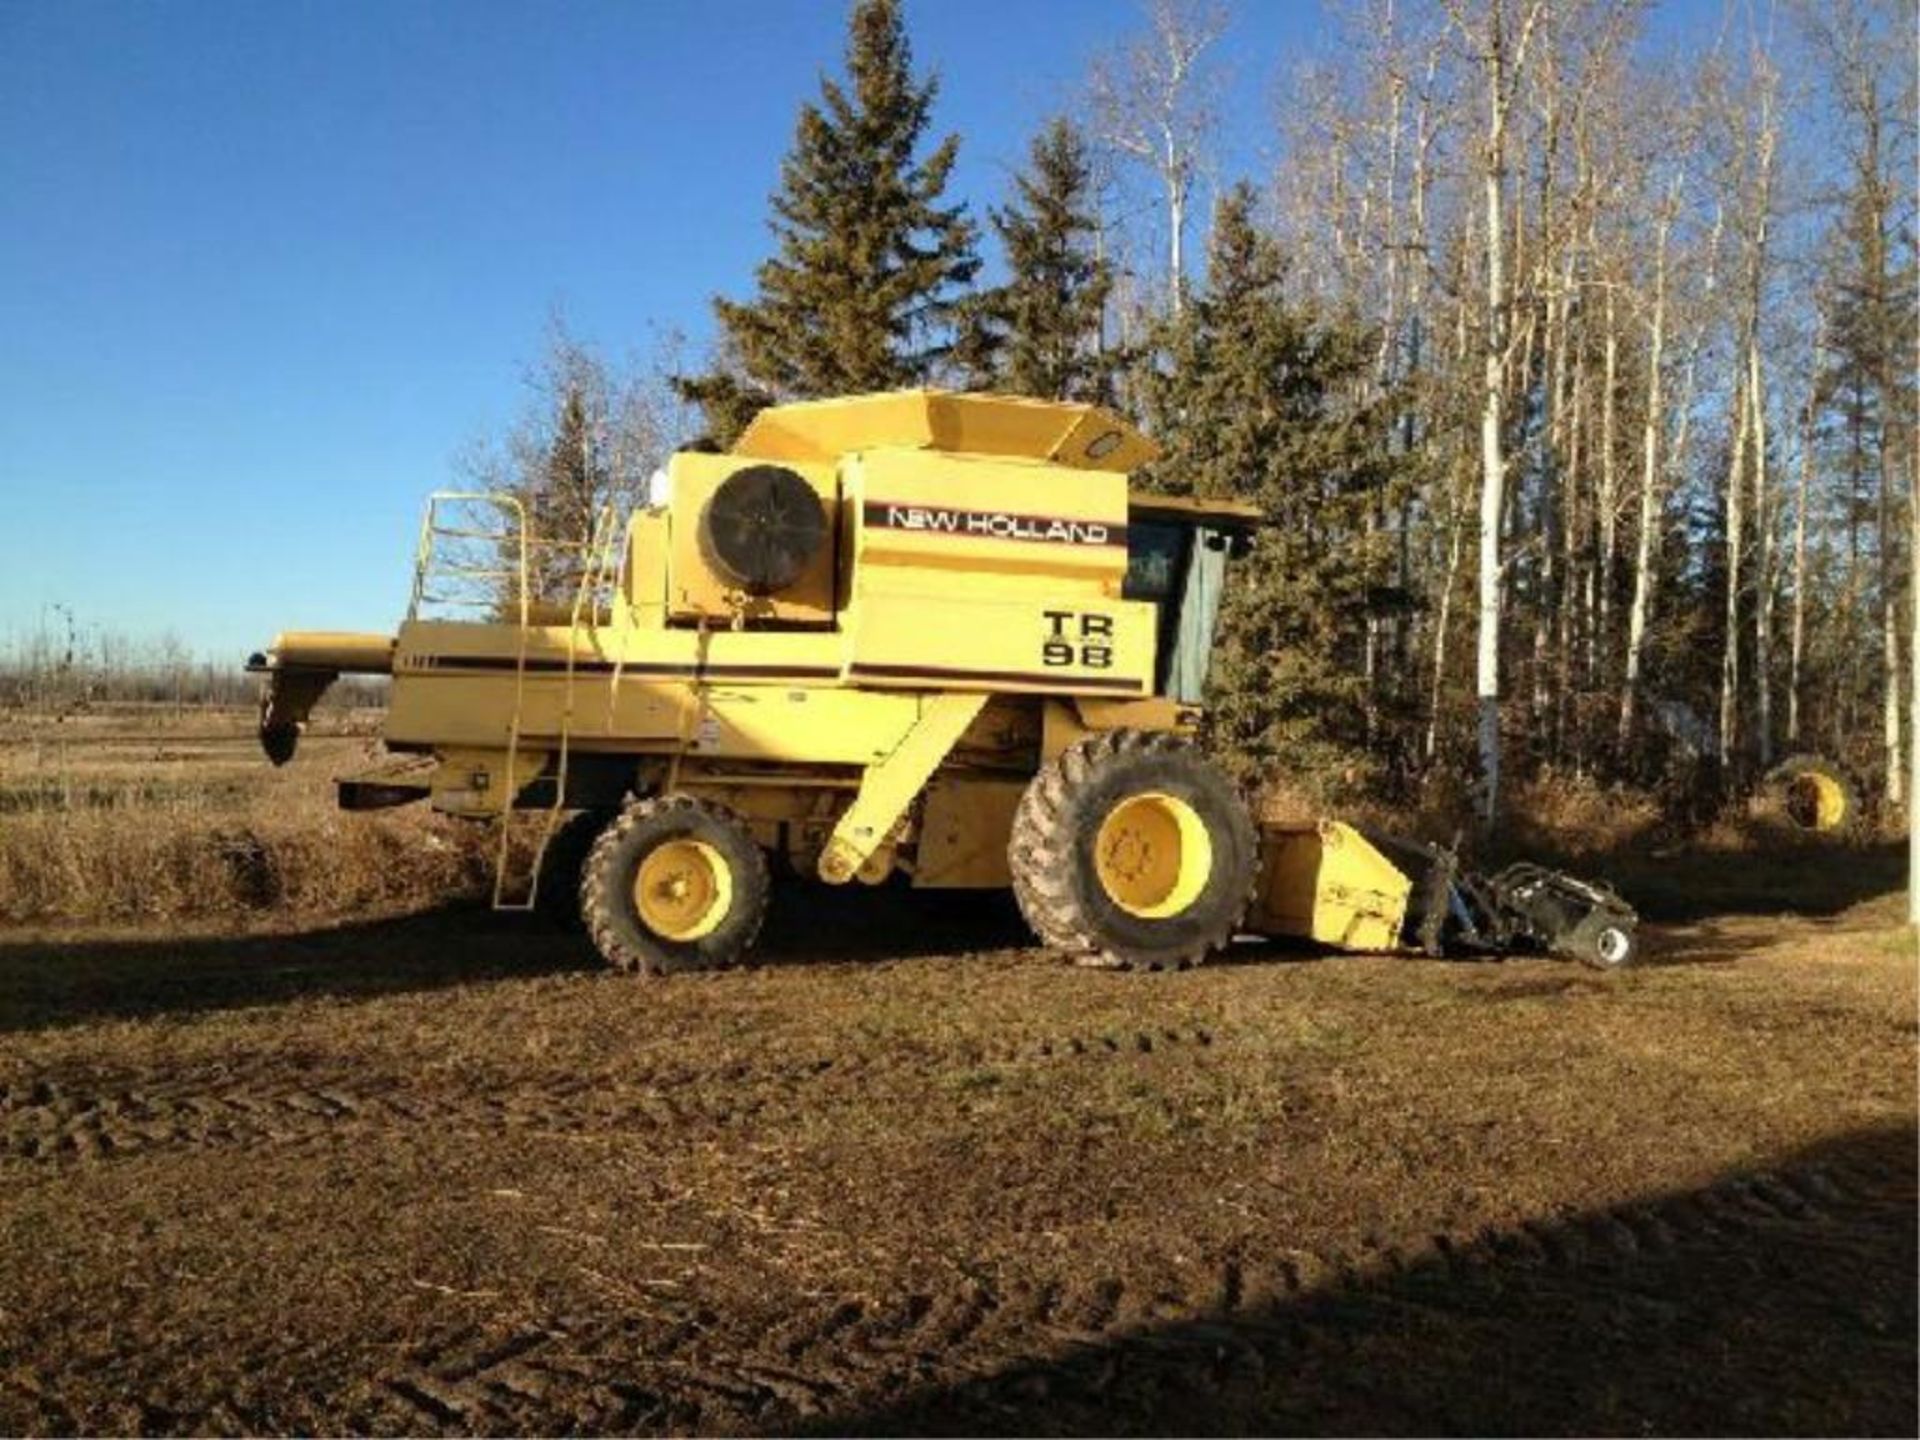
[495,501,620,912]
[488,494,535,910]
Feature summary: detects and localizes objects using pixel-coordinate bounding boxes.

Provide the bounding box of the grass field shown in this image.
[0,711,1914,1439]
[0,705,485,926]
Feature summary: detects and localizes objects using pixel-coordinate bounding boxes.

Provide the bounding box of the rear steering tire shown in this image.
[1010,730,1258,971]
[580,795,770,974]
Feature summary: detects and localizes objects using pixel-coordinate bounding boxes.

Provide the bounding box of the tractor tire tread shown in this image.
[1009,729,1258,972]
[580,794,769,975]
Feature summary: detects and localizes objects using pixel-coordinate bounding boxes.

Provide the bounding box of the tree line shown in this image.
[491,0,1915,827]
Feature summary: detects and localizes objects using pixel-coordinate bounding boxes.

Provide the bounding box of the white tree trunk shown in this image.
[1598,286,1619,676]
[1167,145,1185,318]
[1908,442,1917,923]
[1882,430,1905,806]
[1788,392,1811,746]
[1427,482,1468,762]
[1619,186,1674,748]
[1477,167,1506,825]
[1719,370,1751,766]
[1751,339,1775,769]
[1467,0,1535,826]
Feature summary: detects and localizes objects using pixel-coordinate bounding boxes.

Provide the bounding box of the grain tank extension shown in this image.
[251,388,1635,974]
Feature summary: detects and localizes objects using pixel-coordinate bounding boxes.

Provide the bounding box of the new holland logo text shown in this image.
[864,502,1122,547]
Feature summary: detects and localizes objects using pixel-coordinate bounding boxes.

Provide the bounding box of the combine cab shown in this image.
[251,388,1634,974]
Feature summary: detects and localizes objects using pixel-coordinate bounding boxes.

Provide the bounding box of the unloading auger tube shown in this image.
[246,387,1636,977]
[246,631,396,766]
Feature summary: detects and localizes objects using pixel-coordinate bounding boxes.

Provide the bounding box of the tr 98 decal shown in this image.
[1043,611,1114,669]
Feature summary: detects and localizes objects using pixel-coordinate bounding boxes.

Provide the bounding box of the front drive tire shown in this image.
[580,795,770,974]
[1010,731,1258,971]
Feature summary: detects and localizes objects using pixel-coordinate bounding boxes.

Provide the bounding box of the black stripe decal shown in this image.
[862,501,1126,548]
[848,662,1144,693]
[404,655,1143,694]
[406,656,842,681]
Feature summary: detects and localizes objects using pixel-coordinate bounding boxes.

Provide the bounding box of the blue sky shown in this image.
[0,0,1714,660]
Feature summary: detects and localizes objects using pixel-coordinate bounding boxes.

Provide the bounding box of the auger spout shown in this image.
[246,631,395,765]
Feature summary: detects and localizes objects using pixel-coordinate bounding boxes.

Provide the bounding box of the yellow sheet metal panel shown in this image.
[818,691,990,882]
[915,776,1024,888]
[1073,696,1194,734]
[835,446,1153,696]
[428,746,548,818]
[393,617,845,673]
[848,575,1156,698]
[735,391,937,463]
[732,390,1158,473]
[388,620,936,765]
[621,508,671,627]
[848,447,1128,584]
[387,672,925,766]
[693,687,923,764]
[1254,820,1412,953]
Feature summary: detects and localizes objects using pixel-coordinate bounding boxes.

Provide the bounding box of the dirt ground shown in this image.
[0,845,1914,1436]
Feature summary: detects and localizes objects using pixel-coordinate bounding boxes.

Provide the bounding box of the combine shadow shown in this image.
[756,877,1032,965]
[2,842,1898,1034]
[796,1121,1919,1438]
[0,905,586,1035]
[0,881,1034,1034]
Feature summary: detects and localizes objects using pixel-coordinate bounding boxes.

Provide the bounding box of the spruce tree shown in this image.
[678,0,978,443]
[1143,184,1403,791]
[961,117,1114,401]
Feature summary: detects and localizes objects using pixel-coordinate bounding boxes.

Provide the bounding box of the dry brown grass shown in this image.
[5,704,1905,934]
[0,705,487,926]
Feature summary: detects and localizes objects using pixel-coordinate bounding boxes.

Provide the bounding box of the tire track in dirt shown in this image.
[0,1063,795,1164]
[238,1139,1913,1437]
[8,1141,1902,1436]
[0,1023,1230,1167]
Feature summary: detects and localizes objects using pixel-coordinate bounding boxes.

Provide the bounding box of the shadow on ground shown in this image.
[795,1121,1919,1438]
[0,844,1900,1034]
[0,905,576,1034]
[0,880,1033,1034]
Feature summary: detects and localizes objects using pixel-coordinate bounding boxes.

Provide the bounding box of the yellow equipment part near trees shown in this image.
[1252,821,1414,953]
[731,389,1160,473]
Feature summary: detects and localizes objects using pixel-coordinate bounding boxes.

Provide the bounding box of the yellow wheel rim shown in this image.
[1786,772,1848,832]
[1093,791,1213,919]
[633,838,732,941]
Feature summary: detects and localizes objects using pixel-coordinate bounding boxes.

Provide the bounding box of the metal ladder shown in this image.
[411,493,622,911]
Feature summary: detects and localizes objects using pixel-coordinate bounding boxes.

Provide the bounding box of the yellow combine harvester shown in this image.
[251,389,1636,973]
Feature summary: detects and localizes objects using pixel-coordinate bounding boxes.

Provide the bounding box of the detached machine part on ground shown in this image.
[250,389,1637,975]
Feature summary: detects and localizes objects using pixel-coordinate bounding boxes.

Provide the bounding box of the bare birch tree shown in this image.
[1089,0,1229,317]
[1445,0,1545,823]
